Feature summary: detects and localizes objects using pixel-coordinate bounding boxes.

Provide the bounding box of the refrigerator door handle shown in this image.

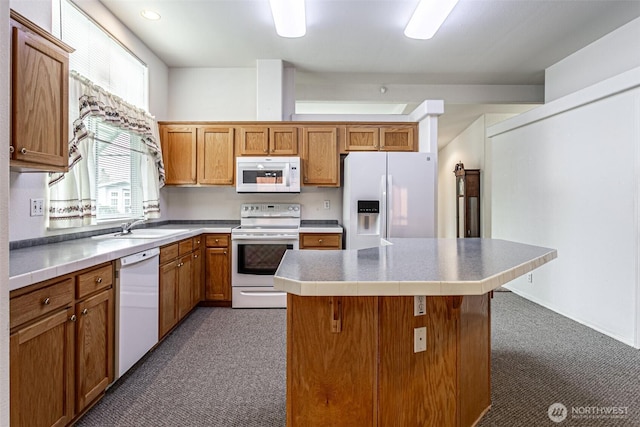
[387,174,393,238]
[380,173,387,239]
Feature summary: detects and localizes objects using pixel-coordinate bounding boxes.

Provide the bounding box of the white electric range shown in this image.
[231,203,300,308]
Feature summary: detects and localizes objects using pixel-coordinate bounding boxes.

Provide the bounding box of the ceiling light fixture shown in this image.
[269,0,306,38]
[404,0,459,40]
[140,10,161,21]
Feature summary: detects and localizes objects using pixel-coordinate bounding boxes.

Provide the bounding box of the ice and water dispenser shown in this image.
[357,200,380,235]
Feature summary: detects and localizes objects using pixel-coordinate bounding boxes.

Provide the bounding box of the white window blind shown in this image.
[56,0,151,224]
[58,0,148,109]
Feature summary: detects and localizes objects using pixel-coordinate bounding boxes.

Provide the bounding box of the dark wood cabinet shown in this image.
[455,167,481,238]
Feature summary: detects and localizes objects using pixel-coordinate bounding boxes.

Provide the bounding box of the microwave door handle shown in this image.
[284,167,290,186]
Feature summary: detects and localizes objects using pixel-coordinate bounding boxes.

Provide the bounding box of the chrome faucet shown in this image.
[120,218,145,234]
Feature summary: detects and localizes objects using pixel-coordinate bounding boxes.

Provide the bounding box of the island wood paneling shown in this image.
[287,295,378,427]
[285,294,492,427]
[378,296,458,427]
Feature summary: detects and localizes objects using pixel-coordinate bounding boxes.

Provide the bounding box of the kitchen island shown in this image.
[274,238,556,427]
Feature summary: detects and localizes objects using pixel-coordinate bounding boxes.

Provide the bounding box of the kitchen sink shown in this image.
[92,228,189,240]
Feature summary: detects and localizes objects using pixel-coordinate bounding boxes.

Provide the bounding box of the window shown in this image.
[55,0,150,223]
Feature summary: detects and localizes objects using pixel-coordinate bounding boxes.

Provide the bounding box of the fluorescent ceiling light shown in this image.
[269,0,306,38]
[404,0,459,40]
[140,10,161,21]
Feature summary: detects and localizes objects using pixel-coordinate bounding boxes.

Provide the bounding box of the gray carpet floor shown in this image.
[77,292,640,426]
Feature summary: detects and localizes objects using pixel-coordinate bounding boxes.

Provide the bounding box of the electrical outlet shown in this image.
[414,327,427,353]
[323,200,330,210]
[30,198,44,216]
[414,296,426,316]
[527,273,533,283]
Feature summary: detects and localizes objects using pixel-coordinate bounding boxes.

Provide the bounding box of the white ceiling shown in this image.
[96,0,640,146]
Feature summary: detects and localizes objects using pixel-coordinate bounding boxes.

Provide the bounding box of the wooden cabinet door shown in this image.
[269,127,298,155]
[380,126,415,151]
[238,126,269,155]
[75,288,113,412]
[11,24,69,171]
[160,125,197,185]
[191,248,203,309]
[10,307,74,427]
[345,127,379,151]
[197,127,235,185]
[177,254,193,320]
[205,247,230,301]
[159,260,179,338]
[301,127,340,187]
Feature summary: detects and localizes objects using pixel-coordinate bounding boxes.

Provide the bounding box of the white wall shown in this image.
[164,186,343,222]
[491,86,640,347]
[1,0,10,423]
[167,68,257,121]
[545,17,640,102]
[8,0,170,242]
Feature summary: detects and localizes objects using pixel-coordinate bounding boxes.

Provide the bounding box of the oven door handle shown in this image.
[239,290,288,297]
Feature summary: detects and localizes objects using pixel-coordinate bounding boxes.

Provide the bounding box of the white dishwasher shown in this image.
[115,247,160,379]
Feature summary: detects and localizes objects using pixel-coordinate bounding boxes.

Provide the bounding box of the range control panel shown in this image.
[240,203,301,218]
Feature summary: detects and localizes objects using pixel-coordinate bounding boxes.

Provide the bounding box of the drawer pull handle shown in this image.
[96,277,103,283]
[215,239,219,243]
[318,239,323,243]
[70,315,77,322]
[42,297,51,305]
[82,308,88,315]
[20,148,27,155]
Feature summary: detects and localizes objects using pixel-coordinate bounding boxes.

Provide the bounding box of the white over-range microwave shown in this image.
[236,156,301,193]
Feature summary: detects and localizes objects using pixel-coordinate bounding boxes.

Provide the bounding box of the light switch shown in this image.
[414,295,426,316]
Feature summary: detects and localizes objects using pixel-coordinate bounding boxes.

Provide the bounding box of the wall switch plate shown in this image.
[527,273,533,283]
[323,200,330,209]
[414,327,427,353]
[30,198,44,216]
[414,296,426,316]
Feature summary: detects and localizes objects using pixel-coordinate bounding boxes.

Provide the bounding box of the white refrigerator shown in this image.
[343,152,436,249]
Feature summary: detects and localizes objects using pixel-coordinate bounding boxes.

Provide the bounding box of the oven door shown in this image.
[231,237,299,287]
[231,236,298,308]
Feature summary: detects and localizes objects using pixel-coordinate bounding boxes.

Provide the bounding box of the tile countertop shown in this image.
[9,224,234,292]
[274,238,557,297]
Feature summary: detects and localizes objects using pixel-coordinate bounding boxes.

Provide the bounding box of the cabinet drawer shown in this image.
[300,233,342,249]
[10,278,74,329]
[179,238,193,255]
[192,235,202,249]
[77,263,113,299]
[206,234,229,247]
[160,243,179,264]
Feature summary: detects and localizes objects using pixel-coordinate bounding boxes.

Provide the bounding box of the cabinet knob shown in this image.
[318,239,323,243]
[96,277,103,283]
[42,297,51,305]
[9,146,14,154]
[82,308,88,315]
[215,239,219,243]
[70,315,77,322]
[20,148,27,155]
[194,254,198,258]
[223,251,227,255]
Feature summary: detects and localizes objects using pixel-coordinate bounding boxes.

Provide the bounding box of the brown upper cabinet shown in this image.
[237,126,298,156]
[10,10,74,172]
[344,124,416,152]
[301,127,340,187]
[159,124,234,186]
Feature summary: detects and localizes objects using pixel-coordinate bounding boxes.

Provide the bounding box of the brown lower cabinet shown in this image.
[204,234,231,304]
[9,263,114,427]
[159,235,202,339]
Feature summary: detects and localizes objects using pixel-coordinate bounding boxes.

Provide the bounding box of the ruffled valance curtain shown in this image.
[48,71,165,229]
